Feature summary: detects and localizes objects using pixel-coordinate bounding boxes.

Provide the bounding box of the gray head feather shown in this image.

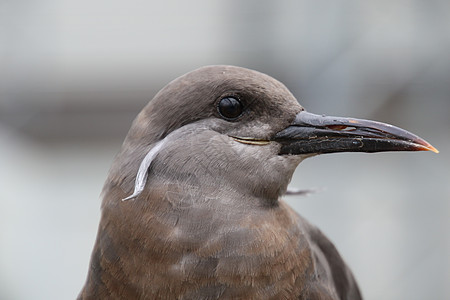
[122,137,168,201]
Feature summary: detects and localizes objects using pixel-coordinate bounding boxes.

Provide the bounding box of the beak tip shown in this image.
[418,141,439,153]
[430,146,439,154]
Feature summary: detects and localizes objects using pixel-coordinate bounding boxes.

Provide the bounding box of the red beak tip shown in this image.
[421,143,439,153]
[429,146,439,154]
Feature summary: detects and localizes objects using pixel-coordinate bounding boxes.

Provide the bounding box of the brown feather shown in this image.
[78,66,362,300]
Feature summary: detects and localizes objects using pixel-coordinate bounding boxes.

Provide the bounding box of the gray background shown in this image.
[1,1,449,299]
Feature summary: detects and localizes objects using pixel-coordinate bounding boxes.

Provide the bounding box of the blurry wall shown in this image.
[1,1,449,299]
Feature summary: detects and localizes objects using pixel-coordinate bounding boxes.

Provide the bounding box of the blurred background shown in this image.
[1,1,449,299]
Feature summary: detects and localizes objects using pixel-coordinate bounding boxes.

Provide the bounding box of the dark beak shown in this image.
[273,111,438,155]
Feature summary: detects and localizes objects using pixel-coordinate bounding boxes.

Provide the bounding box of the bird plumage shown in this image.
[79,65,435,299]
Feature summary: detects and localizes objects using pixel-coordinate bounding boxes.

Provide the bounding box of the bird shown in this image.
[78,65,437,300]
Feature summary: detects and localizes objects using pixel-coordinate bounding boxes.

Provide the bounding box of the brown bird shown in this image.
[78,65,437,299]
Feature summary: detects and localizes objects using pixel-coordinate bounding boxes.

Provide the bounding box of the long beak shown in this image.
[273,111,438,155]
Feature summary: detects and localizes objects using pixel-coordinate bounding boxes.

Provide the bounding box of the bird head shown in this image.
[109,65,437,205]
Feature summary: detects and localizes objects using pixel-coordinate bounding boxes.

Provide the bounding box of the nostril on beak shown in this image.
[325,125,357,131]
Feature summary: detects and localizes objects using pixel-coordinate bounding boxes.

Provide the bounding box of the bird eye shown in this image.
[217,97,243,120]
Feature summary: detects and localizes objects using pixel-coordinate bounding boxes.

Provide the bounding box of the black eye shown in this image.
[217,97,243,120]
